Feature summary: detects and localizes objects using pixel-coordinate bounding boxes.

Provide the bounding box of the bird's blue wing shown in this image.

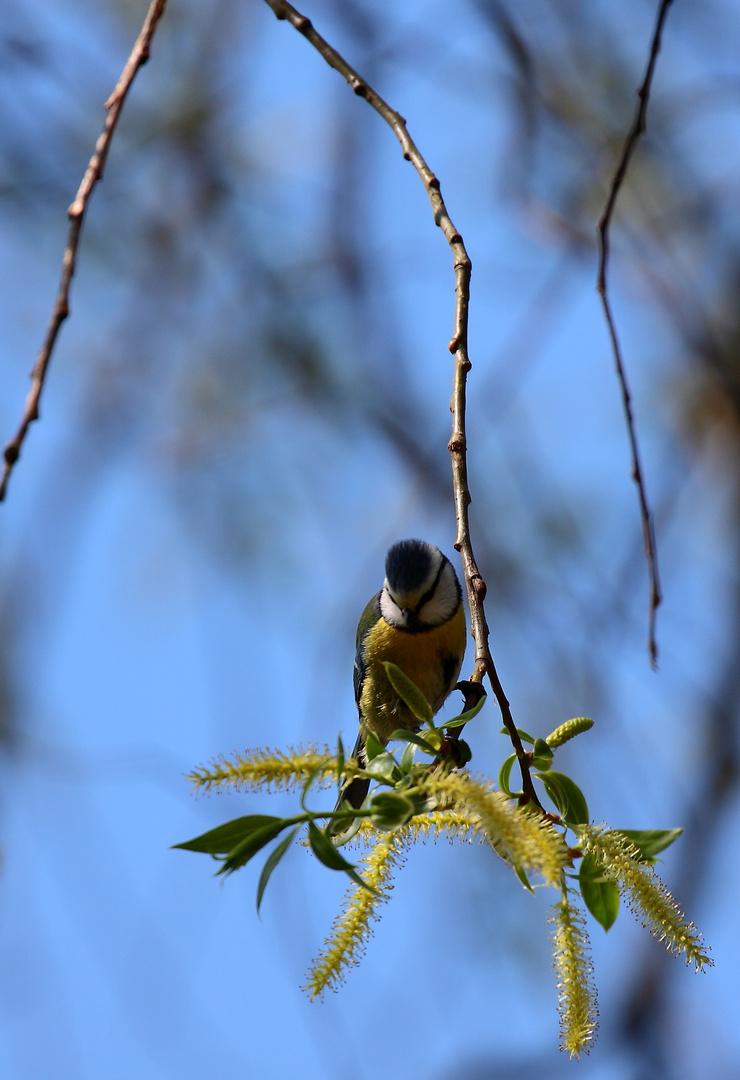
[354,590,381,711]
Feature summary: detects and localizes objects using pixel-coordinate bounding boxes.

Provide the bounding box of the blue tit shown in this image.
[339,538,467,810]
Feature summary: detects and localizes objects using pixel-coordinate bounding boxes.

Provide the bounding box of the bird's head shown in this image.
[380,539,461,631]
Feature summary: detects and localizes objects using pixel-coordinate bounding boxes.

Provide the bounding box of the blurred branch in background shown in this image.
[595,0,673,667]
[0,0,168,500]
[465,1,740,1076]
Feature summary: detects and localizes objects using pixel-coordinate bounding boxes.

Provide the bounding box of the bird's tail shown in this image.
[335,730,370,812]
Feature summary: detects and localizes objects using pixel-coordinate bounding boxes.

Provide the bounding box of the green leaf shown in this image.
[531,738,553,771]
[420,728,442,751]
[579,853,620,931]
[388,728,439,755]
[364,732,385,761]
[514,863,534,893]
[256,826,299,912]
[308,820,354,871]
[364,750,401,783]
[328,809,365,846]
[307,821,376,893]
[382,661,433,723]
[336,735,345,790]
[535,771,589,826]
[369,792,415,830]
[616,828,683,862]
[500,727,534,745]
[498,754,518,797]
[300,762,328,812]
[398,740,416,772]
[445,693,487,728]
[218,819,289,876]
[173,815,285,856]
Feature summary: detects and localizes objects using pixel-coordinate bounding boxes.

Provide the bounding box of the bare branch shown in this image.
[263,0,542,807]
[0,0,169,502]
[596,0,673,666]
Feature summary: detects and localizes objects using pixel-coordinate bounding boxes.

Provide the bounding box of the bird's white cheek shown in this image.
[379,588,405,628]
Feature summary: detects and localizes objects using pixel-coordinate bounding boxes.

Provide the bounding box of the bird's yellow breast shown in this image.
[358,604,466,743]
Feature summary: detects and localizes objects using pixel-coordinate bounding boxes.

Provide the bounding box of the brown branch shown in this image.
[596,0,673,667]
[0,0,169,502]
[263,0,541,808]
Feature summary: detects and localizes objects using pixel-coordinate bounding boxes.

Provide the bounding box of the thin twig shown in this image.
[263,0,541,807]
[596,0,672,667]
[0,0,169,502]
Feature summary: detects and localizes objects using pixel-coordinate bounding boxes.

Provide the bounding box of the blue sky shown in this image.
[1,2,739,1078]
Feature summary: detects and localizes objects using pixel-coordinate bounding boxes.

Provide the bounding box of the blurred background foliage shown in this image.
[1,1,739,1077]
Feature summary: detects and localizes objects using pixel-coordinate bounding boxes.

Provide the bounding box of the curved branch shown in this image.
[0,0,169,501]
[596,0,673,666]
[264,0,540,807]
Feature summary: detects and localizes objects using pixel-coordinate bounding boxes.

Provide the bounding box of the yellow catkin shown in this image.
[410,807,483,843]
[546,717,594,749]
[581,825,713,971]
[420,771,567,885]
[304,828,410,998]
[188,744,337,793]
[341,809,482,853]
[549,893,599,1059]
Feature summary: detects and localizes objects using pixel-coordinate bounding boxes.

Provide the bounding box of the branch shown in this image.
[596,0,673,667]
[0,0,169,502]
[264,0,541,808]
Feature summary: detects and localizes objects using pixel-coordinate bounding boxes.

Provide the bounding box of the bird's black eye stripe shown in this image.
[416,558,446,612]
[384,585,401,610]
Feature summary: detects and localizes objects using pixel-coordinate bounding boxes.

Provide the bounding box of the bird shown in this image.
[338,538,467,812]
